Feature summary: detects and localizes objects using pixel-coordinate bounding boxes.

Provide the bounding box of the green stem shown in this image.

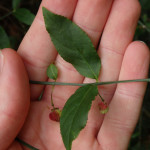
[51,85,55,108]
[0,11,14,21]
[30,78,150,86]
[98,92,104,102]
[16,138,39,150]
[138,20,150,33]
[138,113,143,147]
[96,79,105,102]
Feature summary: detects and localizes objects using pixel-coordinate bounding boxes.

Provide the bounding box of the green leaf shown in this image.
[60,85,98,150]
[13,8,35,25]
[12,0,22,10]
[43,7,101,80]
[47,64,58,80]
[0,26,10,49]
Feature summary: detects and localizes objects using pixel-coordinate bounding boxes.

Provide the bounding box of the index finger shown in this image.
[18,0,78,100]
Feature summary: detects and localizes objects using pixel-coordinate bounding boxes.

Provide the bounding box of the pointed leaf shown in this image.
[43,7,101,80]
[47,64,58,80]
[13,8,35,25]
[0,26,10,49]
[60,85,98,150]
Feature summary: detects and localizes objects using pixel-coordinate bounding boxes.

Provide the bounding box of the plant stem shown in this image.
[143,108,150,118]
[51,85,55,108]
[0,11,14,21]
[138,113,143,147]
[98,92,104,102]
[138,20,150,33]
[16,138,39,150]
[30,78,150,86]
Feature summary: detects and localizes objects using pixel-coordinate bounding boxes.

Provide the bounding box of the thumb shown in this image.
[0,49,30,149]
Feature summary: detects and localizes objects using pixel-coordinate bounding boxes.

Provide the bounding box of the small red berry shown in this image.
[98,102,109,114]
[49,108,62,122]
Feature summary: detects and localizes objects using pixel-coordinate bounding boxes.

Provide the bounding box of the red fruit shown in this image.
[49,109,62,122]
[98,102,109,114]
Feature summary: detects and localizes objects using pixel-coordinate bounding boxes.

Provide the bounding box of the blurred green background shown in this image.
[0,0,150,149]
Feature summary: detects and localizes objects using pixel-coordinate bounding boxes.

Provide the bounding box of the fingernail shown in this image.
[0,50,4,73]
[138,40,146,45]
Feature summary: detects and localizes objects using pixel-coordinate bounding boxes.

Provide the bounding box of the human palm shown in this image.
[0,0,149,150]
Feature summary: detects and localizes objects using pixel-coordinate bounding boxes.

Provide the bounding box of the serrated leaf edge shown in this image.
[42,7,100,80]
[60,85,98,150]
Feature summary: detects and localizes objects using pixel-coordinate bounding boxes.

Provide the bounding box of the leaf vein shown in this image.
[52,37,99,80]
[67,86,94,148]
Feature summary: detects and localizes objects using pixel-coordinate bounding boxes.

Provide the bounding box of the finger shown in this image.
[98,42,150,150]
[73,0,114,47]
[18,0,78,100]
[42,1,115,146]
[97,0,141,101]
[0,49,30,150]
[43,0,114,107]
[81,0,141,138]
[8,141,22,150]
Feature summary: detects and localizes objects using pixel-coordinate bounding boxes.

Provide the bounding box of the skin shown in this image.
[0,0,149,149]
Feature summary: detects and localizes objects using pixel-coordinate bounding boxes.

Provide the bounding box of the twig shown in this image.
[0,10,14,21]
[16,138,39,150]
[143,108,150,118]
[138,20,150,33]
[30,78,150,86]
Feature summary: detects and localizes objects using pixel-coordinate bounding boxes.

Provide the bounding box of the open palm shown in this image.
[0,0,149,150]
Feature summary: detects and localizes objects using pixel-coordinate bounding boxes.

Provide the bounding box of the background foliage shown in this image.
[0,0,150,149]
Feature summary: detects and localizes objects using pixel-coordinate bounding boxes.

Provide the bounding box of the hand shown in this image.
[0,0,149,149]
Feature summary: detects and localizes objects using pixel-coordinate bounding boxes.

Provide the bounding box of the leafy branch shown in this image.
[42,7,150,150]
[0,0,35,49]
